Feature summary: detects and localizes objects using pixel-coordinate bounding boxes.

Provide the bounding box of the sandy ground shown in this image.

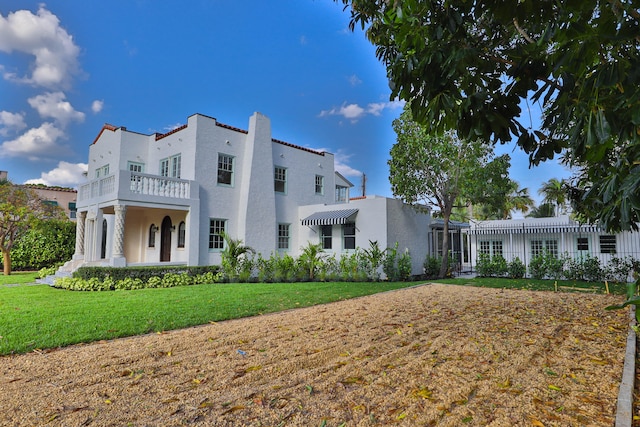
[0,284,630,427]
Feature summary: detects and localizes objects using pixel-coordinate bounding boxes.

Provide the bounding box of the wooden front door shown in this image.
[161,216,172,262]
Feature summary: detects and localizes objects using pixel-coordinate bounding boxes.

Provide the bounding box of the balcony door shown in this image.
[161,216,172,262]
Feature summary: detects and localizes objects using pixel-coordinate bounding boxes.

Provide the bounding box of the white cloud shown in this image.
[91,100,104,113]
[299,35,308,45]
[28,91,85,126]
[0,122,66,159]
[319,100,405,123]
[348,74,362,86]
[0,6,81,89]
[312,147,362,179]
[0,110,27,136]
[24,161,87,187]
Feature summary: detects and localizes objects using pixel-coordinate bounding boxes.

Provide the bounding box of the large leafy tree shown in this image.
[389,105,510,278]
[338,0,640,231]
[0,181,62,275]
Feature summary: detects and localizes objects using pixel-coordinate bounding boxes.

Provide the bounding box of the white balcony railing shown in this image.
[78,170,194,206]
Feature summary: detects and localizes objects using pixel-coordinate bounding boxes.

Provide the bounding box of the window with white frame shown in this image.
[531,239,558,257]
[335,185,347,202]
[479,240,503,256]
[208,219,227,250]
[217,154,234,185]
[278,224,290,250]
[128,162,144,173]
[320,225,332,250]
[600,235,617,254]
[274,166,287,193]
[315,175,324,195]
[160,154,181,178]
[178,221,186,248]
[343,222,356,250]
[95,164,109,178]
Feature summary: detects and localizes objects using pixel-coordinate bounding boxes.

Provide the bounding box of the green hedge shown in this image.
[73,265,219,281]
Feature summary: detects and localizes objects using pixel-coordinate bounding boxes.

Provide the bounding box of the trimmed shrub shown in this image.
[507,257,526,279]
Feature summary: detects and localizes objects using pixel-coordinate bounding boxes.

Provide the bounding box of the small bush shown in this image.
[397,249,412,281]
[423,255,440,278]
[507,257,526,279]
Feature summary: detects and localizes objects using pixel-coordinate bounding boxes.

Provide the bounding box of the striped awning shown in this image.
[301,208,359,226]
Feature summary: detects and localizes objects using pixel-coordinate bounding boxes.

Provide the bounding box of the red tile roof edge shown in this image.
[91,124,118,145]
[22,184,77,193]
[155,124,188,141]
[272,138,325,156]
[349,196,367,201]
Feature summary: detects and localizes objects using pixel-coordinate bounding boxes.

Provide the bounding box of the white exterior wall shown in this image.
[75,111,436,273]
[296,196,431,275]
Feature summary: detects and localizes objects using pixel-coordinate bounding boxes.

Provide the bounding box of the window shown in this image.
[69,202,77,220]
[209,219,227,250]
[577,237,589,251]
[336,185,347,202]
[95,164,109,178]
[217,154,234,185]
[479,240,502,256]
[177,221,186,248]
[278,224,290,250]
[315,175,324,195]
[128,162,144,173]
[531,239,558,257]
[160,154,181,178]
[274,166,287,193]
[148,224,157,248]
[343,222,356,250]
[320,225,332,250]
[600,235,617,254]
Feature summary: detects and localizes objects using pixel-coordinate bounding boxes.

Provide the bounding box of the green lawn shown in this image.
[0,281,423,355]
[0,271,38,285]
[0,276,627,356]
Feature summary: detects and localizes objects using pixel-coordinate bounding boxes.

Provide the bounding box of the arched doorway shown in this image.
[161,216,172,262]
[100,219,108,259]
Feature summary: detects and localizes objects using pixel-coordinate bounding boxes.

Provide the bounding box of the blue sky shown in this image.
[0,1,570,207]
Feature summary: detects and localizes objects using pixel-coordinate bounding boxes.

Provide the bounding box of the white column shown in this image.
[112,205,127,266]
[73,211,87,260]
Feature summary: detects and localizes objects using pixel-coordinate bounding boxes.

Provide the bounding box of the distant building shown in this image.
[25,185,78,220]
[0,171,77,220]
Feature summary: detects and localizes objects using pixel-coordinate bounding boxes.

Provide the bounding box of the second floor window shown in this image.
[217,154,234,185]
[95,164,109,178]
[336,185,347,202]
[315,175,324,195]
[274,166,287,193]
[161,154,181,178]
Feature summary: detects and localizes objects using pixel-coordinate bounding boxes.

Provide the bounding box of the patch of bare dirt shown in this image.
[0,284,630,426]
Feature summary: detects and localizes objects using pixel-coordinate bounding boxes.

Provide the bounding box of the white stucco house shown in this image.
[464,216,640,278]
[69,112,431,276]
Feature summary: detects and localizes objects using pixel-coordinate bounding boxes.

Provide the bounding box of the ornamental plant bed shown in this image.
[0,284,629,426]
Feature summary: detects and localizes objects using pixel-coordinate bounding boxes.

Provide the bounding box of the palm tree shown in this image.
[538,178,567,216]
[297,242,324,280]
[527,202,556,218]
[220,232,255,279]
[503,185,535,219]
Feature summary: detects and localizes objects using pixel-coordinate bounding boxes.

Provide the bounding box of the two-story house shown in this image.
[71,112,431,275]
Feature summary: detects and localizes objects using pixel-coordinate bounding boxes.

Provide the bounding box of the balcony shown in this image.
[77,170,197,208]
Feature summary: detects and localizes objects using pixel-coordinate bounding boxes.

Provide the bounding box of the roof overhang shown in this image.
[301,208,359,226]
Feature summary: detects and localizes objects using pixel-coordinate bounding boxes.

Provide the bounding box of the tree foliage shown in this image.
[10,219,76,271]
[389,105,510,277]
[338,0,640,231]
[0,182,64,275]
